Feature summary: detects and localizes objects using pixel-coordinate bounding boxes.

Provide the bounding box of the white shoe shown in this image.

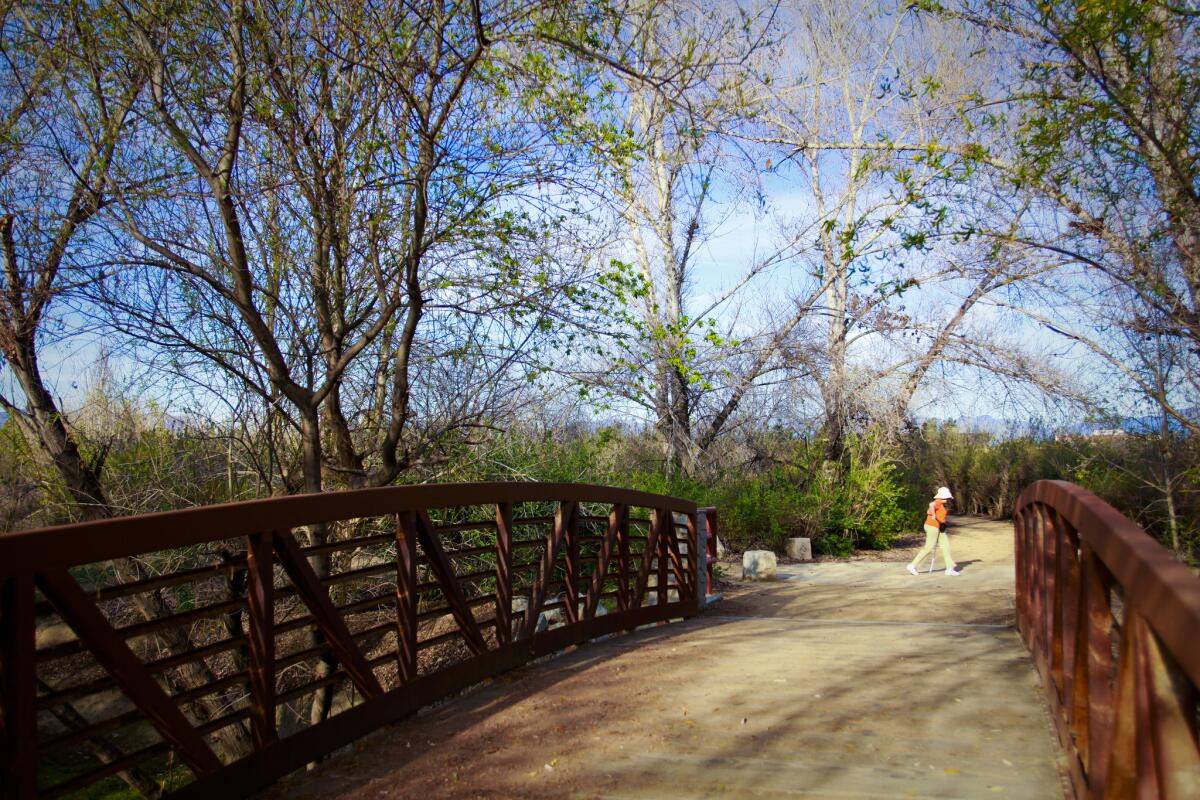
[906,564,919,576]
[946,568,961,576]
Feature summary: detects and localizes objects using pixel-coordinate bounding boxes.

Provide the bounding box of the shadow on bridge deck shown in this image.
[259,517,1067,799]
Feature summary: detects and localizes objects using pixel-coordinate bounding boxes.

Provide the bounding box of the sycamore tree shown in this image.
[750,0,1047,464]
[572,0,818,477]
[932,0,1200,433]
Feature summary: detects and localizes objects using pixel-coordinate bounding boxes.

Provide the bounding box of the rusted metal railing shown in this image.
[0,483,703,799]
[698,507,719,602]
[1014,480,1200,799]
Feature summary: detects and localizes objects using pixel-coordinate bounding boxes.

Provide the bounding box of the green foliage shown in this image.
[38,749,192,798]
[715,471,807,551]
[898,421,1200,563]
[436,424,916,557]
[7,393,1193,564]
[0,401,259,530]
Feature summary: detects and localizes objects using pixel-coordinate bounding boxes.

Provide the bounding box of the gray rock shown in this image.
[742,549,778,581]
[786,537,813,562]
[348,547,378,572]
[509,596,548,633]
[510,594,609,632]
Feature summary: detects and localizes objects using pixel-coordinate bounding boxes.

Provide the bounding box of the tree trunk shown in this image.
[8,340,108,518]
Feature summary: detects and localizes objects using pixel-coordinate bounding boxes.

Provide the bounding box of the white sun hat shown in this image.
[935,486,953,500]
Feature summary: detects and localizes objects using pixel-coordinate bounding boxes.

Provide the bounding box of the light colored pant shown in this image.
[910,523,956,570]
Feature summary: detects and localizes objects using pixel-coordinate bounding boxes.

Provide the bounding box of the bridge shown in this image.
[1,481,1197,798]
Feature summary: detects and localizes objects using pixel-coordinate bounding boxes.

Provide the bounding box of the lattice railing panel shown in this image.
[0,483,702,799]
[1014,481,1200,799]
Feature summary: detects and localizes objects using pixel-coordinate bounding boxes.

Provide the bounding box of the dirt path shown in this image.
[718,515,1021,627]
[259,516,1066,799]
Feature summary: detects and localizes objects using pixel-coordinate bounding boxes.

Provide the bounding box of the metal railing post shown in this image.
[692,509,706,613]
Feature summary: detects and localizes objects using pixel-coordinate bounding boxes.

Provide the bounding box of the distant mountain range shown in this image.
[917,415,1043,436]
[1060,412,1199,436]
[920,409,1199,438]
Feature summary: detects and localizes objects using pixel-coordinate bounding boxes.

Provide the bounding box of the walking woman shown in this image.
[906,487,960,576]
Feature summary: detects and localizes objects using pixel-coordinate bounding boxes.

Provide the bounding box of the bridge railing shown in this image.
[1014,480,1200,799]
[698,507,719,600]
[0,482,703,799]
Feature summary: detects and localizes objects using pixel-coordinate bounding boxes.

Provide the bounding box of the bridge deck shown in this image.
[261,518,1066,799]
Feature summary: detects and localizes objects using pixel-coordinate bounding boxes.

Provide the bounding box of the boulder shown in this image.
[348,547,378,572]
[511,594,608,631]
[742,549,778,581]
[510,596,548,634]
[542,603,567,628]
[786,537,813,562]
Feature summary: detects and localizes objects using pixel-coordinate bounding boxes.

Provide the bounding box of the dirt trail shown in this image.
[718,515,1020,627]
[259,516,1066,799]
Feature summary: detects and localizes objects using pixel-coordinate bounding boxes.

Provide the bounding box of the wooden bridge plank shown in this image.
[584,503,624,619]
[656,510,670,606]
[1081,545,1114,794]
[663,514,689,597]
[1141,611,1200,798]
[395,512,419,684]
[494,502,514,645]
[562,502,580,625]
[517,501,574,641]
[616,505,631,610]
[631,508,662,610]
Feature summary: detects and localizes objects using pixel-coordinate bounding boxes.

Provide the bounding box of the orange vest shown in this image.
[925,499,947,528]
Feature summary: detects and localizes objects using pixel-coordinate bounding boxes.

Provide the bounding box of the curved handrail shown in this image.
[0,482,706,799]
[0,481,697,572]
[1014,480,1200,798]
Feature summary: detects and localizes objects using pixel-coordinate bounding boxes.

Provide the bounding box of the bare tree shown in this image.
[936,0,1200,434]
[754,0,1042,461]
[94,0,612,507]
[575,0,820,475]
[0,0,254,776]
[0,1,143,518]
